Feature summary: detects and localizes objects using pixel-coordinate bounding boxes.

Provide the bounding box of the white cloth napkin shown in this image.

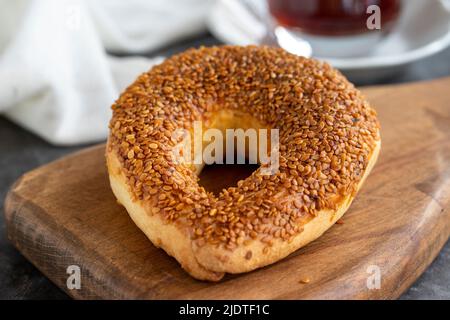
[0,0,213,145]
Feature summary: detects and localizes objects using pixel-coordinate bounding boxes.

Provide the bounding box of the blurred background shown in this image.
[0,0,449,299]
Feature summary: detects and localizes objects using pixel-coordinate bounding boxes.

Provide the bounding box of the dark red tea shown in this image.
[268,0,401,36]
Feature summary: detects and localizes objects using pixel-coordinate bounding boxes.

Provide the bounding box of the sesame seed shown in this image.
[299,277,310,284]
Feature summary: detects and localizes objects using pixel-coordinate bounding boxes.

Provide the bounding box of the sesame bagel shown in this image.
[106,46,380,281]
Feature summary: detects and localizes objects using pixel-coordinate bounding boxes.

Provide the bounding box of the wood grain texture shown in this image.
[4,77,450,299]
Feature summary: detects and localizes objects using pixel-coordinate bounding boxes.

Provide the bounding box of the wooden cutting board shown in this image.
[4,77,450,300]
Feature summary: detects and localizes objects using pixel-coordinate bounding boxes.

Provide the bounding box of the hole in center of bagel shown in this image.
[194,110,272,196]
[199,163,260,196]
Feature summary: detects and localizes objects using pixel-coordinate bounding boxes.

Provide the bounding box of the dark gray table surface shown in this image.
[0,34,449,300]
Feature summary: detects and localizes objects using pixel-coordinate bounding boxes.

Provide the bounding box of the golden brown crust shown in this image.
[107,147,224,281]
[107,45,381,280]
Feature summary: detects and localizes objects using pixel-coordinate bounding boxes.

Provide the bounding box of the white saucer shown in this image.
[208,0,450,83]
